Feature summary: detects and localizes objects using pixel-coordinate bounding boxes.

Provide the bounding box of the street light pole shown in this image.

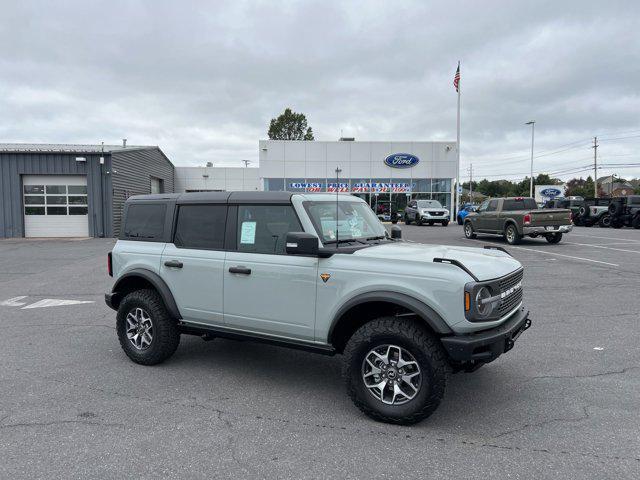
[526,121,535,197]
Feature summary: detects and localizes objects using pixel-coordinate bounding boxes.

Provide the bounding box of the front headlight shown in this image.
[464,283,500,321]
[443,209,449,215]
[475,286,492,317]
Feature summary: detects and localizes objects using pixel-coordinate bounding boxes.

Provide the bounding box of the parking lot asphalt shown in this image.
[1,227,639,479]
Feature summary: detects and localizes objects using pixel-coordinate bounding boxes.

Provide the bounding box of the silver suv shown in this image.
[106,192,531,424]
[404,199,450,226]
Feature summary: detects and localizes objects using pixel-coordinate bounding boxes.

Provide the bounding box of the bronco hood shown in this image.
[353,242,521,281]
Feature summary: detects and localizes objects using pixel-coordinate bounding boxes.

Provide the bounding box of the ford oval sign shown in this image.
[384,153,419,169]
[540,188,562,197]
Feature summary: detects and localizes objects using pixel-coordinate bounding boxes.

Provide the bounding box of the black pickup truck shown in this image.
[464,197,573,245]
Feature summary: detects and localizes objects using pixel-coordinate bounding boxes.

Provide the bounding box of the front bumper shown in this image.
[420,214,448,221]
[523,224,573,235]
[441,307,531,363]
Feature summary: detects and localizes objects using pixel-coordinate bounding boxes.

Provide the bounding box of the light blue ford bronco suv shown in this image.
[106,191,531,424]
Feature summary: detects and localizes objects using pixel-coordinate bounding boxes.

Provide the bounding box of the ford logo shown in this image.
[540,188,562,197]
[384,153,419,169]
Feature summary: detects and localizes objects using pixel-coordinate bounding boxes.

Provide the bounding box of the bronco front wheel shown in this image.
[343,318,449,425]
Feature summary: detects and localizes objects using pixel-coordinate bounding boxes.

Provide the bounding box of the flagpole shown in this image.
[455,61,461,222]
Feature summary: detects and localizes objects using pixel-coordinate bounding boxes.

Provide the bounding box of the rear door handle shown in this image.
[164,260,183,268]
[228,266,251,275]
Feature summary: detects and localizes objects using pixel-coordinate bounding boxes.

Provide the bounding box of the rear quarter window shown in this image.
[123,203,166,240]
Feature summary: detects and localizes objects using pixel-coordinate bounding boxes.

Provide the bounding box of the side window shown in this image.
[477,200,489,212]
[123,204,166,240]
[486,200,498,212]
[174,205,226,250]
[236,205,302,254]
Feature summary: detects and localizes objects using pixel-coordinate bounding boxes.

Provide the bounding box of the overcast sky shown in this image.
[1,0,639,181]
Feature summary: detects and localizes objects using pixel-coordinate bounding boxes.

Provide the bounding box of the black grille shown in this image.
[429,211,444,216]
[498,269,523,316]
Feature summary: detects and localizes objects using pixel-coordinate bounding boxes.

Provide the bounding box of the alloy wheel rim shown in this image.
[361,344,421,405]
[126,308,153,350]
[507,227,515,242]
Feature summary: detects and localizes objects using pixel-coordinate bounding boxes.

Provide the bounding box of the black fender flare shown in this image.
[328,291,453,342]
[112,269,181,319]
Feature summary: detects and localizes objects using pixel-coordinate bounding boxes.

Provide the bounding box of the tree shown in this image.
[268,108,314,140]
[564,176,604,198]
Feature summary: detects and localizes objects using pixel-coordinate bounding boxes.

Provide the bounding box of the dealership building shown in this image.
[176,140,458,218]
[257,140,457,215]
[0,143,174,238]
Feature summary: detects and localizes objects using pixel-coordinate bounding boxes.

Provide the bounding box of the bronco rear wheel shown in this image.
[117,289,180,365]
[343,317,449,425]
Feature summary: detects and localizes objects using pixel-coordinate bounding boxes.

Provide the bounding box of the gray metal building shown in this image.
[0,143,174,238]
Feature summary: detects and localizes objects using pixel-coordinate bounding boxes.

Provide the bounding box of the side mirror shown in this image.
[390,225,402,239]
[286,232,319,256]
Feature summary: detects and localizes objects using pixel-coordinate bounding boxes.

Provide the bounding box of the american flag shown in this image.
[453,63,460,92]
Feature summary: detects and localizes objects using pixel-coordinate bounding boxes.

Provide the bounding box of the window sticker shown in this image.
[240,221,256,244]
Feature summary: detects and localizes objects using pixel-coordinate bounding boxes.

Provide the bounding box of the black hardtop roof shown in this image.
[126,191,295,205]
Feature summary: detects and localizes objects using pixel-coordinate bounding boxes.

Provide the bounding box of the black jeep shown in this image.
[608,195,640,229]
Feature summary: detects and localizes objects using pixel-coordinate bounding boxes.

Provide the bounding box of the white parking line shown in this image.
[21,299,95,309]
[477,240,619,267]
[570,233,640,243]
[562,242,640,254]
[0,296,28,307]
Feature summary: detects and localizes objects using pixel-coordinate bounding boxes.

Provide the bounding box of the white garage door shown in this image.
[23,175,89,237]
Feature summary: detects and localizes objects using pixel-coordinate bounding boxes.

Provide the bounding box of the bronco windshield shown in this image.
[304,200,387,244]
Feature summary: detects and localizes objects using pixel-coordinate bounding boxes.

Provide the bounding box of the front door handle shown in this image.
[164,260,183,268]
[229,266,251,275]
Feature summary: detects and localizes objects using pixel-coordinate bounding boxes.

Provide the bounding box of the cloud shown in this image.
[1,0,638,180]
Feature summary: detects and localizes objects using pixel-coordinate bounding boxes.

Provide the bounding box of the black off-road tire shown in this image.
[611,218,624,229]
[545,233,563,244]
[404,214,411,225]
[598,214,611,228]
[505,224,522,245]
[632,214,640,229]
[463,221,476,239]
[416,215,423,226]
[442,220,449,227]
[116,289,180,365]
[343,317,449,425]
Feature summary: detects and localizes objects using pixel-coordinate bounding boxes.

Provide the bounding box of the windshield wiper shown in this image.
[365,235,386,241]
[324,238,368,245]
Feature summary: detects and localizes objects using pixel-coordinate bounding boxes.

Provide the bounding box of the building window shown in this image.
[432,179,451,192]
[23,184,88,217]
[264,178,285,191]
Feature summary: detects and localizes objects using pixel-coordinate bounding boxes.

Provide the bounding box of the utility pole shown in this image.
[592,137,598,198]
[468,164,473,204]
[525,121,536,197]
